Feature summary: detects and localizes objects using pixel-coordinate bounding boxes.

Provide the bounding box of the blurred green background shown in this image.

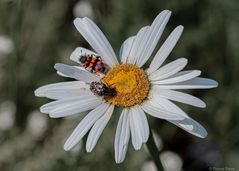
[0,0,239,171]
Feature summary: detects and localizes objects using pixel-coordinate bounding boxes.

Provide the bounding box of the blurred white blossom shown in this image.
[141,161,157,171]
[0,35,14,55]
[73,1,94,18]
[160,151,183,171]
[0,101,16,131]
[27,110,48,137]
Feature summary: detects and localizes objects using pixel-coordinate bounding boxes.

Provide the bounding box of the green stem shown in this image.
[146,129,164,171]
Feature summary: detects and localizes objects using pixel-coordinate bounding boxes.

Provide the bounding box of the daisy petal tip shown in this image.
[181,58,188,65]
[39,106,49,114]
[49,114,57,118]
[200,103,207,109]
[177,25,184,31]
[115,152,125,164]
[207,79,219,88]
[201,125,208,137]
[34,88,42,97]
[49,111,66,118]
[83,17,92,21]
[134,146,142,151]
[86,150,92,153]
[163,9,172,14]
[164,10,172,18]
[39,107,44,112]
[63,141,73,151]
[115,158,124,164]
[86,147,92,153]
[196,70,202,75]
[181,57,187,62]
[63,145,71,151]
[73,18,81,28]
[114,155,120,164]
[200,101,207,108]
[73,17,81,24]
[201,133,208,139]
[197,129,208,138]
[132,139,143,150]
[155,10,171,21]
[115,160,121,164]
[54,63,61,70]
[192,120,208,138]
[213,80,219,88]
[86,144,94,153]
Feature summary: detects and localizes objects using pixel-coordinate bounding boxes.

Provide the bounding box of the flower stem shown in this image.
[146,129,164,171]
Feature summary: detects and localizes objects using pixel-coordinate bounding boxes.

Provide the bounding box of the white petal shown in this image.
[149,97,188,118]
[150,96,208,138]
[129,106,149,150]
[54,63,100,83]
[155,77,218,89]
[57,66,101,79]
[141,100,185,120]
[56,70,69,78]
[119,36,135,63]
[152,87,206,108]
[134,106,149,143]
[129,108,142,150]
[64,103,110,151]
[35,81,91,100]
[169,118,208,138]
[127,26,150,65]
[147,26,184,74]
[50,98,102,118]
[136,10,172,67]
[40,95,94,113]
[152,70,201,85]
[40,96,102,118]
[70,47,98,64]
[115,109,130,163]
[86,105,114,152]
[74,18,118,67]
[35,81,88,98]
[148,58,188,81]
[40,89,92,100]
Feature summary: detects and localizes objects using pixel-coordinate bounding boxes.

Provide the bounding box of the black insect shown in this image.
[90,81,116,97]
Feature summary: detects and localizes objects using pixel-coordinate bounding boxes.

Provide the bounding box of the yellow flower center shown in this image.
[107,70,137,94]
[103,64,149,107]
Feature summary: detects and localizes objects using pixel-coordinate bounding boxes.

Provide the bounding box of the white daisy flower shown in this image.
[35,10,218,163]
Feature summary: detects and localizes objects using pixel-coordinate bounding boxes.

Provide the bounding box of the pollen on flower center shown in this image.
[107,70,137,94]
[103,64,149,107]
